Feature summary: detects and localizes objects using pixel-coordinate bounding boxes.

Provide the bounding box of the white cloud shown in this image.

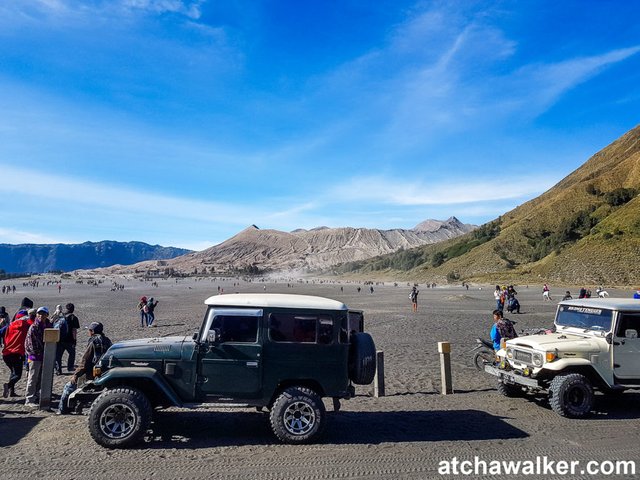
[328,175,558,206]
[0,228,72,245]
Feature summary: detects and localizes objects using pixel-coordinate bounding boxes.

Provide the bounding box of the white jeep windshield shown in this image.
[556,305,613,332]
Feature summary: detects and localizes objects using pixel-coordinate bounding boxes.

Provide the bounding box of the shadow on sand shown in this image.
[143,408,528,449]
[0,415,43,447]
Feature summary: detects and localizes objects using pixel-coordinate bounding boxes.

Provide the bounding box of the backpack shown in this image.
[54,314,69,340]
[91,335,113,364]
[146,300,155,313]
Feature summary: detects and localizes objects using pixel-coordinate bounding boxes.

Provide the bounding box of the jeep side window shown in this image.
[616,313,640,337]
[269,313,333,344]
[212,315,258,343]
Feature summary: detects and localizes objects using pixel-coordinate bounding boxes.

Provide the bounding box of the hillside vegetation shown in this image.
[332,125,640,285]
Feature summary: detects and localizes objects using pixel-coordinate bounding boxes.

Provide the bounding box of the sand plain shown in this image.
[0,277,639,479]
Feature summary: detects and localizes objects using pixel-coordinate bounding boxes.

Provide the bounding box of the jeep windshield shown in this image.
[556,305,613,332]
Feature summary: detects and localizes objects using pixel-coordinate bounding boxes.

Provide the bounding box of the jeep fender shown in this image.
[540,359,611,388]
[94,367,183,407]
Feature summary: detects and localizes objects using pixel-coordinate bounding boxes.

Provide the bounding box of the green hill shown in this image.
[332,125,640,285]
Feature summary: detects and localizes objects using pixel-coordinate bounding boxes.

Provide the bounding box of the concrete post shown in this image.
[40,328,60,411]
[438,341,453,395]
[374,350,385,397]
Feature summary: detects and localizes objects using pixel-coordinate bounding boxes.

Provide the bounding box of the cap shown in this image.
[36,306,49,315]
[88,322,103,334]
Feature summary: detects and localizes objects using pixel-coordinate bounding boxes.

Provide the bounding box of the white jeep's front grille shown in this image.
[514,349,533,364]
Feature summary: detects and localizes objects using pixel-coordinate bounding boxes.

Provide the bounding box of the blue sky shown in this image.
[1,0,639,251]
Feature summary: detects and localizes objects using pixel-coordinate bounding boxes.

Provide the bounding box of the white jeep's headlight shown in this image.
[506,348,513,359]
[532,352,543,366]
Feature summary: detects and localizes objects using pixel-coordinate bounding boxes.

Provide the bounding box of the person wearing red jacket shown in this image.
[1,310,31,398]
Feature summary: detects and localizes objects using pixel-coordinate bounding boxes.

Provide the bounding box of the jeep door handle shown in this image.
[246,361,259,368]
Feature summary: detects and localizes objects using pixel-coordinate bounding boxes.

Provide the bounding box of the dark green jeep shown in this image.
[69,293,376,448]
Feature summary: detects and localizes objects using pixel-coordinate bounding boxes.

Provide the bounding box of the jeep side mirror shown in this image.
[605,333,613,344]
[192,332,199,341]
[207,328,221,344]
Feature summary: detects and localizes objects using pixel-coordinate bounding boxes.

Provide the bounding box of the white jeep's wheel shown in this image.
[88,387,152,448]
[270,387,325,444]
[548,374,594,418]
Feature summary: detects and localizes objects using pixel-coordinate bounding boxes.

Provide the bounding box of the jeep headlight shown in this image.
[532,352,543,367]
[506,348,513,359]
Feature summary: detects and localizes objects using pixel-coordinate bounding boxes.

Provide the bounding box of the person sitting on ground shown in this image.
[490,309,518,351]
[57,322,112,415]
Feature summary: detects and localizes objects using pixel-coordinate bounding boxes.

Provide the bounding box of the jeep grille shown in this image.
[514,350,533,364]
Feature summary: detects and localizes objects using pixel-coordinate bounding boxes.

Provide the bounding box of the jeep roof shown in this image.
[204,293,348,311]
[558,298,640,311]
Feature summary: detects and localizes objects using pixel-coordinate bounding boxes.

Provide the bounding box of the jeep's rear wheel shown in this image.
[88,387,152,448]
[548,374,594,418]
[496,380,522,397]
[348,332,376,385]
[270,387,325,444]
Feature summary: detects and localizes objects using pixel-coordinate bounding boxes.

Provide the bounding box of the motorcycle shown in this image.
[470,338,495,371]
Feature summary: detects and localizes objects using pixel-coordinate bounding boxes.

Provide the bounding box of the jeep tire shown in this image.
[88,387,152,448]
[348,332,376,384]
[270,387,326,444]
[496,380,521,397]
[548,374,594,418]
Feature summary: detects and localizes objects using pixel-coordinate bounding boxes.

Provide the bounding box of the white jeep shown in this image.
[486,298,640,417]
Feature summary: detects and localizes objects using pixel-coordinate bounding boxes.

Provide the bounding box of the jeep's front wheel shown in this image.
[548,374,594,418]
[88,387,152,448]
[270,387,326,444]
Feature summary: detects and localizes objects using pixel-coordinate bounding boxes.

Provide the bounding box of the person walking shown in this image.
[146,297,159,327]
[410,286,419,312]
[24,306,51,407]
[57,322,112,415]
[1,310,31,397]
[542,284,552,301]
[137,296,148,328]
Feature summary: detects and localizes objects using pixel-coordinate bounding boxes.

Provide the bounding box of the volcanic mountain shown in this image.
[108,217,475,274]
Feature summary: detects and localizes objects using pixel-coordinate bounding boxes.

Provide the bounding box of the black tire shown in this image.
[473,350,494,371]
[88,387,152,448]
[348,332,376,385]
[548,374,594,418]
[270,387,326,444]
[496,380,522,397]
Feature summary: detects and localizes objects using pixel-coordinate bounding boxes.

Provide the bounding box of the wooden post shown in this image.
[40,328,60,411]
[438,341,453,395]
[374,350,385,397]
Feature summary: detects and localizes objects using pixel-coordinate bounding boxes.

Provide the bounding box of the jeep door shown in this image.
[197,308,263,399]
[613,311,640,380]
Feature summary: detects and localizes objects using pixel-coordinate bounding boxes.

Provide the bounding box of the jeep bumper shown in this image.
[484,365,541,388]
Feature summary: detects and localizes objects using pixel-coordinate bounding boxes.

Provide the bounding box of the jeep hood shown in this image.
[107,336,191,360]
[507,333,606,354]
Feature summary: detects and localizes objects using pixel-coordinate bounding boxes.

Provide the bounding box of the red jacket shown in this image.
[2,319,31,356]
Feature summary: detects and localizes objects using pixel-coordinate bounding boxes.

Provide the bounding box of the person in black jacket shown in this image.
[57,322,112,415]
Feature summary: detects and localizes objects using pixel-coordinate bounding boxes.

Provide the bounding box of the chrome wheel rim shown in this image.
[99,403,136,439]
[283,401,315,435]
